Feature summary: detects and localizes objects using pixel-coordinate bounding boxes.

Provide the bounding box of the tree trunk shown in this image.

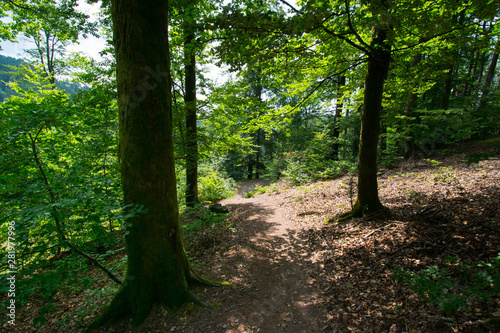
[332,75,345,160]
[379,118,387,155]
[477,42,499,137]
[481,44,499,100]
[404,53,422,158]
[255,129,262,179]
[88,0,207,328]
[247,155,253,180]
[440,63,453,110]
[184,22,199,207]
[351,25,391,217]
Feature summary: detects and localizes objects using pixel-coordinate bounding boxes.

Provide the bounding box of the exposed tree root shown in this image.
[187,268,229,287]
[327,202,390,223]
[188,294,213,309]
[85,267,224,332]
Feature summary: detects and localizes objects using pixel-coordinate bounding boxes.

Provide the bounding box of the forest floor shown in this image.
[5,142,500,332]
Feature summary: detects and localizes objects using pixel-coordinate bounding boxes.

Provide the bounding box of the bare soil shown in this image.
[4,144,500,333]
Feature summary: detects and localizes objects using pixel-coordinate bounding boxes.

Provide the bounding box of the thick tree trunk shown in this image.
[332,75,345,160]
[351,26,391,217]
[88,0,208,328]
[184,26,199,207]
[379,118,387,154]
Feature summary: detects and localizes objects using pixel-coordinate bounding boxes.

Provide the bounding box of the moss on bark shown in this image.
[340,24,392,221]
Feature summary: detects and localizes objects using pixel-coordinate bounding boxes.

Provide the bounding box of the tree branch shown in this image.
[344,0,372,53]
[322,26,370,55]
[391,22,479,54]
[28,131,122,285]
[277,0,303,15]
[285,57,368,115]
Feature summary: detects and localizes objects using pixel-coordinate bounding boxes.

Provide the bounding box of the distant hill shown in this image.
[0,54,86,101]
[0,54,24,101]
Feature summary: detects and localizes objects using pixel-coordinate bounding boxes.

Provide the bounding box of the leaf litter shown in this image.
[4,145,499,332]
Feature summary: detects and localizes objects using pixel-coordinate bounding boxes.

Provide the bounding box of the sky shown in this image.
[0,1,303,85]
[0,2,107,61]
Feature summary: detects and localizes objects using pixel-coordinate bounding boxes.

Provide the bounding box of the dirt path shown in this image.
[180,179,325,333]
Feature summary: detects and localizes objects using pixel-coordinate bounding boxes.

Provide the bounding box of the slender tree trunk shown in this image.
[45,30,56,86]
[246,68,264,180]
[477,43,499,137]
[481,46,499,99]
[88,0,209,329]
[351,25,391,217]
[404,53,422,158]
[255,129,262,179]
[440,63,453,109]
[29,131,121,284]
[247,155,253,180]
[184,23,199,207]
[332,75,345,160]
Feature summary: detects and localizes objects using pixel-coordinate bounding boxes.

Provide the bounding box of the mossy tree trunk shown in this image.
[351,25,391,217]
[184,18,199,207]
[88,0,207,329]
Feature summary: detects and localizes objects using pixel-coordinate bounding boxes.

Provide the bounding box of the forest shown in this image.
[0,0,499,332]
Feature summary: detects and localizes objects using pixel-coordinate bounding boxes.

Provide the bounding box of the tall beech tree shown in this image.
[10,0,96,85]
[88,0,211,328]
[331,75,346,160]
[351,24,391,216]
[184,1,199,206]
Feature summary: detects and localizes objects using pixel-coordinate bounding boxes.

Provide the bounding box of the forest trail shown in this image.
[181,179,326,333]
[7,153,500,332]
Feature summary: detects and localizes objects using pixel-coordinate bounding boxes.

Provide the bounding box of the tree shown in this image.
[88,0,211,328]
[216,0,497,217]
[331,75,346,160]
[183,0,200,207]
[10,0,96,84]
[351,23,391,216]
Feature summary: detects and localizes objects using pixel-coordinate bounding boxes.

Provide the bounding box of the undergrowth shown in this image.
[393,254,500,315]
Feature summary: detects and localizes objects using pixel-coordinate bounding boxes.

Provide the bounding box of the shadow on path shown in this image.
[185,196,324,333]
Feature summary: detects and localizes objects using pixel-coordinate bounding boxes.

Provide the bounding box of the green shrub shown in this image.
[281,156,311,185]
[393,254,500,314]
[465,145,499,166]
[198,166,236,203]
[243,184,273,198]
[318,160,357,179]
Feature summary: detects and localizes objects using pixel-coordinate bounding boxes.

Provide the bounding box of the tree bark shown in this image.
[476,42,499,137]
[331,75,345,160]
[351,25,391,217]
[247,155,253,180]
[440,63,453,110]
[379,118,387,154]
[404,53,422,158]
[184,22,199,207]
[88,0,209,328]
[255,129,262,179]
[481,43,499,99]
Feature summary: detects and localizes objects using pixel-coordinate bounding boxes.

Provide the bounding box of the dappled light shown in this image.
[0,0,499,332]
